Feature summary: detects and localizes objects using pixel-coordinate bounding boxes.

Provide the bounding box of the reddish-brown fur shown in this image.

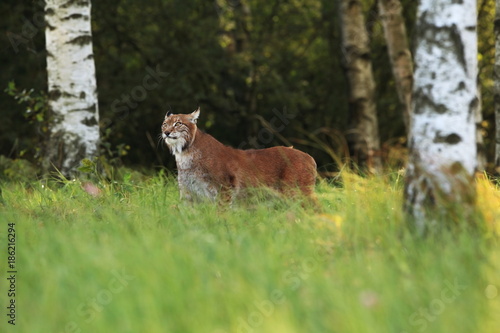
[162,108,317,202]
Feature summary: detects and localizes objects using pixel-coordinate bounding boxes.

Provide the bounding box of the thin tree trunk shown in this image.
[339,0,382,173]
[475,83,486,171]
[495,0,500,169]
[405,0,478,233]
[44,0,100,177]
[378,0,413,132]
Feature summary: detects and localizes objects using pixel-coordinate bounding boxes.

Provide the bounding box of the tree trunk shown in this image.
[44,0,100,177]
[378,0,413,132]
[404,0,478,233]
[475,83,486,171]
[495,0,500,169]
[339,0,382,173]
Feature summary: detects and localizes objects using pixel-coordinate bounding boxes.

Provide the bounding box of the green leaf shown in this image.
[78,158,96,173]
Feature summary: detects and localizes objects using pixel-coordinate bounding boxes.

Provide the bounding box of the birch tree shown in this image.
[44,0,100,177]
[495,0,500,168]
[339,0,381,172]
[405,0,478,232]
[378,0,413,131]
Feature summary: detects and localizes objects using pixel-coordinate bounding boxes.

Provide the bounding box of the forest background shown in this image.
[0,0,496,175]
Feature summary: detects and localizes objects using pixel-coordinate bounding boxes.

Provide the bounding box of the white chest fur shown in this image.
[174,150,218,201]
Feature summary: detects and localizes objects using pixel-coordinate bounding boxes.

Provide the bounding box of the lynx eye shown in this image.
[174,122,182,127]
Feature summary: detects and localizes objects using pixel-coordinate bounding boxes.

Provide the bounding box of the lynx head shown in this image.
[162,107,200,155]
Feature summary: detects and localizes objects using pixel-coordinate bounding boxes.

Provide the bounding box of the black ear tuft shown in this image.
[166,111,173,117]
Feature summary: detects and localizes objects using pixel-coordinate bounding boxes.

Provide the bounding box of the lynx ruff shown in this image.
[162,108,317,202]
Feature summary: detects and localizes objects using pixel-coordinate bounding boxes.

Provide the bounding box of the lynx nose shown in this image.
[163,131,171,137]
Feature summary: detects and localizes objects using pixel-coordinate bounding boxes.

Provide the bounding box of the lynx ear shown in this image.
[190,107,200,124]
[166,110,173,117]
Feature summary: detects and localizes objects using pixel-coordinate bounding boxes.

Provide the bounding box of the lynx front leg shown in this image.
[178,182,193,202]
[177,173,194,202]
[178,172,220,202]
[179,188,193,202]
[219,185,238,206]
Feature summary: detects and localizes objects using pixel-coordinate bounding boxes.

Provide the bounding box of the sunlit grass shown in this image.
[0,170,498,333]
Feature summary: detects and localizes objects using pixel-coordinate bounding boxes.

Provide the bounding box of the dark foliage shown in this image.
[0,0,493,175]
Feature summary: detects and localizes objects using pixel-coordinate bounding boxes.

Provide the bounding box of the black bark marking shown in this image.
[79,91,86,99]
[81,116,97,126]
[413,88,448,114]
[433,132,462,145]
[61,0,90,9]
[83,103,97,114]
[50,90,80,101]
[469,97,479,120]
[495,18,500,34]
[62,13,85,21]
[67,35,92,46]
[453,81,467,92]
[449,24,466,70]
[49,89,62,101]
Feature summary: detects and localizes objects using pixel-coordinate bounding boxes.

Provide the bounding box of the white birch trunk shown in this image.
[44,0,99,176]
[405,0,478,232]
[495,0,500,168]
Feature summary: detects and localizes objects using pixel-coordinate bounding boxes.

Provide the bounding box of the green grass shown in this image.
[0,170,499,333]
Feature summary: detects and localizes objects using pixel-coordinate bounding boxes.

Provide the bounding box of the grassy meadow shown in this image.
[0,170,499,333]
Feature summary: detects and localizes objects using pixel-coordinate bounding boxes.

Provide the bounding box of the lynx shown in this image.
[162,108,317,202]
